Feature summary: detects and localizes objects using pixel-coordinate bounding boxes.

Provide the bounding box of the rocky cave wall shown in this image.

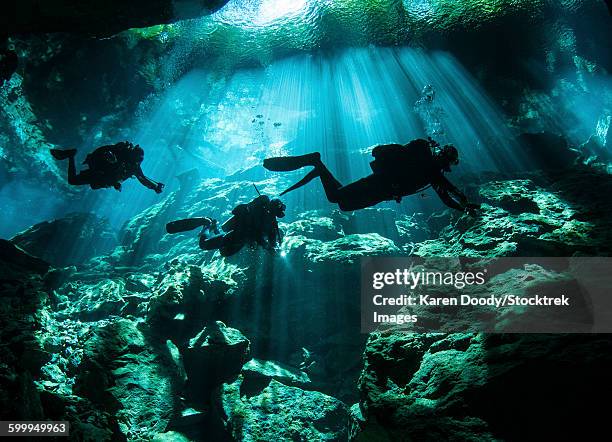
[1,1,612,441]
[3,156,612,439]
[2,0,611,192]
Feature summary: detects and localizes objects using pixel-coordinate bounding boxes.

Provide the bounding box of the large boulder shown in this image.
[515,132,579,171]
[240,358,311,395]
[182,321,251,405]
[0,240,50,421]
[11,212,117,267]
[414,172,612,257]
[221,377,349,441]
[72,319,180,439]
[356,332,612,441]
[0,239,49,278]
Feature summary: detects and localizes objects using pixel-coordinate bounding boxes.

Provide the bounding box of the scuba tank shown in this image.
[369,138,438,176]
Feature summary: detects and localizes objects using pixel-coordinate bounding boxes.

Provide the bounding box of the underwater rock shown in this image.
[221,377,348,441]
[395,213,431,247]
[54,278,134,322]
[239,358,311,395]
[183,321,251,405]
[0,239,49,278]
[343,209,402,240]
[153,431,193,442]
[176,168,202,191]
[348,403,366,441]
[516,132,579,171]
[413,172,612,257]
[3,0,230,36]
[283,212,344,242]
[73,319,179,439]
[136,216,369,403]
[146,264,204,333]
[10,212,117,267]
[16,163,612,439]
[0,244,50,421]
[304,233,400,264]
[356,332,612,441]
[119,194,185,261]
[479,179,541,214]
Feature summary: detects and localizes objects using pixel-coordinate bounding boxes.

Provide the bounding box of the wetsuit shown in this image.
[200,195,284,256]
[264,139,469,212]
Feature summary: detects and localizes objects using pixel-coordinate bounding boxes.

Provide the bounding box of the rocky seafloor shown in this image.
[3,142,612,441]
[1,1,611,440]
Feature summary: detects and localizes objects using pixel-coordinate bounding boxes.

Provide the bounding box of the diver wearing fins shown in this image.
[166,193,286,257]
[50,141,164,193]
[263,138,480,214]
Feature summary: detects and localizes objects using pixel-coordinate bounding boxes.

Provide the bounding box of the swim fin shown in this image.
[166,217,213,234]
[280,169,320,196]
[263,152,321,172]
[50,148,77,160]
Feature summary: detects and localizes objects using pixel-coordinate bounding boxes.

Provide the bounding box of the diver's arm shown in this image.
[432,176,469,212]
[433,185,465,211]
[262,224,281,254]
[269,220,282,248]
[135,166,164,193]
[437,175,468,203]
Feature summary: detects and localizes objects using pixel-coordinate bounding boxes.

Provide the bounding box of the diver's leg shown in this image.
[67,159,92,186]
[278,156,345,198]
[50,148,77,160]
[204,231,243,257]
[200,234,226,250]
[267,152,358,206]
[315,161,344,202]
[67,156,77,183]
[332,175,388,211]
[220,242,244,257]
[50,148,88,185]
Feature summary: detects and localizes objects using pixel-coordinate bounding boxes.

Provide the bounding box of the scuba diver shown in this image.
[50,141,164,193]
[263,138,479,214]
[166,192,286,257]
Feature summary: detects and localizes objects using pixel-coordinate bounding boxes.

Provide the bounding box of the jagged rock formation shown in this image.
[0,240,50,421]
[355,333,612,441]
[183,321,251,405]
[11,212,118,267]
[73,319,179,439]
[3,1,230,36]
[0,160,603,439]
[221,378,348,441]
[0,1,610,440]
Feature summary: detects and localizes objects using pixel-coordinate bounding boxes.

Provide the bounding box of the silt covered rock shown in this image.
[221,377,348,442]
[11,212,117,267]
[183,321,251,404]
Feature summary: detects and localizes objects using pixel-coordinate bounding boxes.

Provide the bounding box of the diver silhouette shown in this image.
[166,194,285,257]
[263,138,479,213]
[50,142,164,193]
